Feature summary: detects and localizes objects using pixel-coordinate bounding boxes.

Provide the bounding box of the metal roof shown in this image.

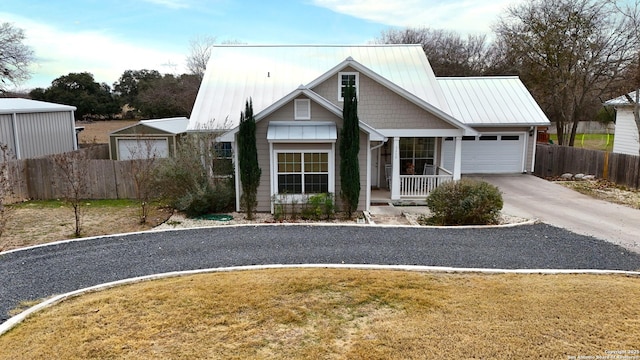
[189,44,451,131]
[0,98,76,114]
[437,77,550,126]
[140,117,189,134]
[267,121,337,142]
[604,91,638,106]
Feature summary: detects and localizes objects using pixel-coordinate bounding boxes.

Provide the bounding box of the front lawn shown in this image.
[0,269,638,359]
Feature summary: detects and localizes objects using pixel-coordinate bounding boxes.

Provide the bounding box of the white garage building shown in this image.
[439,76,549,174]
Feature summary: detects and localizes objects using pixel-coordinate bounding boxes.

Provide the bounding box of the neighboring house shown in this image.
[0,98,77,159]
[109,117,188,160]
[605,91,639,156]
[188,45,550,212]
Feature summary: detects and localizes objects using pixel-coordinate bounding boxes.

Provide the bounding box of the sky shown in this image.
[2,0,519,91]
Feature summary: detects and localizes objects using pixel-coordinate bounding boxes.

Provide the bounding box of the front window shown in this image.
[277,152,329,194]
[400,138,435,175]
[339,72,359,101]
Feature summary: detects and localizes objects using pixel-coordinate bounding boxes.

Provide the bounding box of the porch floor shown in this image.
[370,189,429,206]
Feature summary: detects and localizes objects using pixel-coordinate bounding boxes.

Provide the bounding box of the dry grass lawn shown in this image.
[76,120,138,144]
[1,200,171,252]
[1,269,639,359]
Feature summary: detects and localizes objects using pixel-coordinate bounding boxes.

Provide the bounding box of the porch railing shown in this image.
[399,169,453,198]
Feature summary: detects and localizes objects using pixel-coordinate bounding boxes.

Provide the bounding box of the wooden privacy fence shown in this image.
[5,157,147,203]
[534,144,640,189]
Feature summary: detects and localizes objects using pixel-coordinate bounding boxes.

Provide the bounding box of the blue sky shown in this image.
[2,0,518,90]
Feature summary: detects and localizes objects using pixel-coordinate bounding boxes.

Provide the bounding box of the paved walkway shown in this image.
[478,175,640,253]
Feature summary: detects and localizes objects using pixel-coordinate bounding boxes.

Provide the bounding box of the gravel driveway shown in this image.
[2,223,640,324]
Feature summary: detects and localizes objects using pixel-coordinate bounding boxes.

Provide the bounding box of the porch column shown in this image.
[453,136,462,181]
[391,137,401,200]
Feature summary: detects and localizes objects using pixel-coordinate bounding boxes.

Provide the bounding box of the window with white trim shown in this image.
[338,72,359,102]
[399,137,435,175]
[294,99,311,120]
[277,152,329,194]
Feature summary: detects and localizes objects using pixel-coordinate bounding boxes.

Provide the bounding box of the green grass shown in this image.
[549,133,614,151]
[10,199,143,210]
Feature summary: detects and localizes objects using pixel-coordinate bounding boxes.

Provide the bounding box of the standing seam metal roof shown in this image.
[188,45,450,131]
[437,77,550,126]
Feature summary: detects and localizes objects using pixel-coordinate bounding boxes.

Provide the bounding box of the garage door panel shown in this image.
[118,139,169,160]
[442,134,524,174]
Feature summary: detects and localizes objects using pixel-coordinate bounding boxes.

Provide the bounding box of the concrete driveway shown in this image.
[478,174,640,253]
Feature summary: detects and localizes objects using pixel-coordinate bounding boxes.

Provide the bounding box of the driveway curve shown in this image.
[2,223,640,324]
[479,174,640,253]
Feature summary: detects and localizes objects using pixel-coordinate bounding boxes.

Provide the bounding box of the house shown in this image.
[109,117,188,160]
[0,98,77,159]
[188,45,550,212]
[605,91,639,156]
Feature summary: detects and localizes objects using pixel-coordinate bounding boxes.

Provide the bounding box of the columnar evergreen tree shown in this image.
[238,98,261,219]
[340,82,360,218]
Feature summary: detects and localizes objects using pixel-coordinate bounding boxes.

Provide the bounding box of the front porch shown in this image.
[374,136,461,201]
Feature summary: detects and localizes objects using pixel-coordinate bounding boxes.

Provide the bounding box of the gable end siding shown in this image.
[311,67,455,130]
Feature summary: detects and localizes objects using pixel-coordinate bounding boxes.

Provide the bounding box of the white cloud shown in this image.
[311,0,518,34]
[141,0,192,9]
[1,12,186,90]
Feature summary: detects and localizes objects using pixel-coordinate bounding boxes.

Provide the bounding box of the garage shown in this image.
[109,117,188,160]
[442,133,526,174]
[116,138,169,160]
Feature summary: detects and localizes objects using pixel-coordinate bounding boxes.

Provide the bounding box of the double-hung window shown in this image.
[277,152,329,194]
[338,72,359,101]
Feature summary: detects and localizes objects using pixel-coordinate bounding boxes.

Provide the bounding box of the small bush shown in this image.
[425,179,503,226]
[302,193,335,220]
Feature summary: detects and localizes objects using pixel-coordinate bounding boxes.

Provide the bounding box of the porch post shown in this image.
[453,136,462,181]
[391,137,401,200]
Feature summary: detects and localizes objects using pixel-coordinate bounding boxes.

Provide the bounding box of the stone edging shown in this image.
[1,263,638,337]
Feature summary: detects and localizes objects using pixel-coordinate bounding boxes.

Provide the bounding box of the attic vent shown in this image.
[294,99,311,120]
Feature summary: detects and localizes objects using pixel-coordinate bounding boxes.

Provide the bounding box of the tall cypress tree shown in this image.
[339,82,360,217]
[238,98,261,219]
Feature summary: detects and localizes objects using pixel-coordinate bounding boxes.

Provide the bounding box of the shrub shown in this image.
[302,193,335,220]
[425,179,503,226]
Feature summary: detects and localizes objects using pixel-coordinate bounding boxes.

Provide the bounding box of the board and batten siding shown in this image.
[613,108,640,156]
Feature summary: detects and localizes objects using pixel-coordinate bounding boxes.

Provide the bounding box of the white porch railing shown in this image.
[399,167,453,198]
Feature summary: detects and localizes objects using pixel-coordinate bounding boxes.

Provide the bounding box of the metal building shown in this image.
[0,98,77,159]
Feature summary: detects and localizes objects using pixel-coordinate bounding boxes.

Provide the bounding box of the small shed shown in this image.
[605,91,639,156]
[0,98,77,159]
[109,117,188,160]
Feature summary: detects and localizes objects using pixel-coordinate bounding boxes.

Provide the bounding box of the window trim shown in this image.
[338,72,359,102]
[274,150,333,199]
[399,137,436,175]
[294,99,311,120]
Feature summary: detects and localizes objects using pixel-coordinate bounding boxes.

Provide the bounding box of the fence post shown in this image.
[603,151,609,180]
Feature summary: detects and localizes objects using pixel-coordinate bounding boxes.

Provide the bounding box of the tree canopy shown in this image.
[494,0,640,145]
[29,72,120,119]
[0,22,34,92]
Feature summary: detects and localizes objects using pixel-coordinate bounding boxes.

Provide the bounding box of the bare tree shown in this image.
[186,35,218,80]
[374,27,492,76]
[494,0,640,146]
[0,143,15,240]
[0,23,34,92]
[124,135,161,224]
[53,151,89,237]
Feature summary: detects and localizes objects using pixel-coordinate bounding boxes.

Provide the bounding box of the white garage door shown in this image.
[443,134,526,174]
[117,138,169,160]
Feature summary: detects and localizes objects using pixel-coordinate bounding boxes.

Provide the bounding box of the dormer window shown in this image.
[339,72,359,102]
[294,99,311,120]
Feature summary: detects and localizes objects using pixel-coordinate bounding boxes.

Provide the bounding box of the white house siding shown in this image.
[613,108,639,155]
[15,111,75,159]
[311,67,456,130]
